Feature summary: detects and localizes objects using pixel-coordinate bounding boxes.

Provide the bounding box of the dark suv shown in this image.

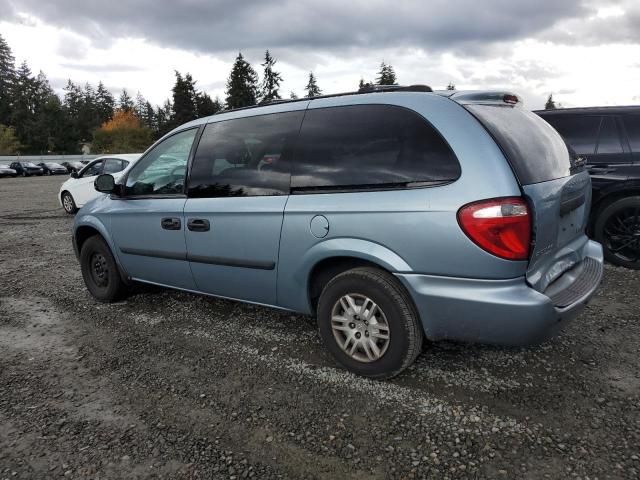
[536,106,640,269]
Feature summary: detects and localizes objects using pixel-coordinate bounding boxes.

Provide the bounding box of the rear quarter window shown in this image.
[623,114,640,153]
[291,104,460,191]
[468,105,571,185]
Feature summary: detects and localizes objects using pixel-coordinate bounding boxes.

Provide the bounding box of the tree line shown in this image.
[0,33,406,155]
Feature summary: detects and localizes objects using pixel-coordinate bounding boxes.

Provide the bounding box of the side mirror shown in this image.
[95,174,116,194]
[70,171,78,179]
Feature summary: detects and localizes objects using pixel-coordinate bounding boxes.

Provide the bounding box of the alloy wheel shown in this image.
[603,206,640,264]
[330,293,391,363]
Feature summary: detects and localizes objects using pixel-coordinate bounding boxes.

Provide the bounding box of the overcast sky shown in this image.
[1,0,639,110]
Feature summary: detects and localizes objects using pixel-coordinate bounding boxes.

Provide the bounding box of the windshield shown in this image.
[46,163,62,168]
[24,162,38,167]
[0,164,9,168]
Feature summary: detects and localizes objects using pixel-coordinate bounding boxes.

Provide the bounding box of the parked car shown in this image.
[73,86,603,378]
[536,106,640,269]
[37,162,68,175]
[0,164,17,177]
[59,154,141,214]
[60,161,85,173]
[9,161,43,176]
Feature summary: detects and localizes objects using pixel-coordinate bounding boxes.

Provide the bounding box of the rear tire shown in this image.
[80,235,127,302]
[317,267,423,379]
[61,191,78,214]
[594,196,640,269]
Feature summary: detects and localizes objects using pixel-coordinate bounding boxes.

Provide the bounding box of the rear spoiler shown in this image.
[435,90,523,107]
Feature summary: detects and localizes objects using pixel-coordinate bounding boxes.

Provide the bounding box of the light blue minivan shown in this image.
[74,86,604,378]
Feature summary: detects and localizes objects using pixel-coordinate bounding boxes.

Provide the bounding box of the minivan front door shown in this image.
[183,109,305,305]
[109,128,199,290]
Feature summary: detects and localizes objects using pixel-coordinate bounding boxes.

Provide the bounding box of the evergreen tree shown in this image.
[31,72,66,153]
[134,91,147,119]
[260,50,283,102]
[545,94,557,110]
[156,99,174,138]
[358,78,374,91]
[446,82,456,90]
[11,61,39,151]
[172,71,198,125]
[225,52,259,109]
[0,34,15,126]
[290,91,298,99]
[118,89,134,112]
[376,62,397,85]
[196,92,222,117]
[305,72,321,98]
[95,82,115,125]
[142,101,156,132]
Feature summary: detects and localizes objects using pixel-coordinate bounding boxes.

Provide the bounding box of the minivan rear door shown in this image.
[465,104,592,293]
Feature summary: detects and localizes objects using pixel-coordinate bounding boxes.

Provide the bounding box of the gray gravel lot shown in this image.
[0,175,639,479]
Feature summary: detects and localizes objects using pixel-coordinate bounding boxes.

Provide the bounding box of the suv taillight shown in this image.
[457,197,531,261]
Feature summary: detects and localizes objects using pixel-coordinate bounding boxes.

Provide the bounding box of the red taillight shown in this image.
[457,197,531,260]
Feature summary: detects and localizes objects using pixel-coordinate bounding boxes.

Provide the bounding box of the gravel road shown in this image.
[0,175,639,479]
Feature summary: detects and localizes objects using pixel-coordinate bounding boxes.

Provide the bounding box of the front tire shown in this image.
[594,196,640,269]
[80,235,127,302]
[317,267,423,379]
[61,191,78,214]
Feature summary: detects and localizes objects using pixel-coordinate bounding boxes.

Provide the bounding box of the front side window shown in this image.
[187,111,304,197]
[291,105,460,190]
[126,128,198,196]
[103,159,126,174]
[81,160,104,177]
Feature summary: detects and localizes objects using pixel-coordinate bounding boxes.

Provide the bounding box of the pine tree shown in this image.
[290,91,298,100]
[358,78,374,91]
[142,101,156,132]
[196,92,222,117]
[376,62,397,85]
[134,91,147,119]
[545,94,557,110]
[0,124,21,154]
[305,72,321,98]
[260,50,283,102]
[11,61,38,151]
[446,82,456,90]
[31,72,65,153]
[95,82,115,124]
[0,34,15,126]
[171,71,198,125]
[156,99,174,138]
[118,89,134,112]
[225,52,259,109]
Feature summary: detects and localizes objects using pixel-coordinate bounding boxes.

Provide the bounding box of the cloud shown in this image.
[59,62,144,73]
[2,0,592,59]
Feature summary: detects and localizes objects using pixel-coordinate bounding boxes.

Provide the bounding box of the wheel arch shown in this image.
[73,216,131,284]
[298,238,414,314]
[590,183,640,232]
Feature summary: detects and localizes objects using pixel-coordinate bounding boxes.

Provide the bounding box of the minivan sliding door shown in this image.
[184,109,305,306]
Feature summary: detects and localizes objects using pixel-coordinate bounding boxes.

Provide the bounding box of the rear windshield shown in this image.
[466,104,572,185]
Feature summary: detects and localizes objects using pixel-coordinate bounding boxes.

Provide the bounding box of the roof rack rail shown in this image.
[357,84,433,93]
[221,84,434,114]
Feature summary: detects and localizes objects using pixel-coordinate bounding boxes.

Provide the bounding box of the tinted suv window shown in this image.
[126,128,197,195]
[292,105,460,190]
[541,114,601,155]
[188,111,304,197]
[468,105,571,185]
[596,116,623,154]
[623,115,640,152]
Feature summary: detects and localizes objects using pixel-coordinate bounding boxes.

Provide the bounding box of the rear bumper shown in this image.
[396,240,604,346]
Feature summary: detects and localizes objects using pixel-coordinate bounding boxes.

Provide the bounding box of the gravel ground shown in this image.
[0,175,639,480]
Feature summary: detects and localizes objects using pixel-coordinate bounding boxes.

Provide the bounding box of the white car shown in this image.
[59,154,141,214]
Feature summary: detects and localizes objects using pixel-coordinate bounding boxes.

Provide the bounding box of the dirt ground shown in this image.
[0,175,638,479]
